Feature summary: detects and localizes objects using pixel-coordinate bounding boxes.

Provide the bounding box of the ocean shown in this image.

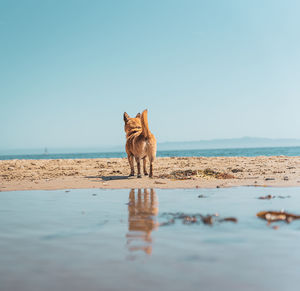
[1,146,300,160]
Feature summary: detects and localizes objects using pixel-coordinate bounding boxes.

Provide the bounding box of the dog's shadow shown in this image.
[85,175,130,181]
[102,175,130,181]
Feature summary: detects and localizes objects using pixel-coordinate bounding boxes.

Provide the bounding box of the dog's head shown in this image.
[123,112,142,134]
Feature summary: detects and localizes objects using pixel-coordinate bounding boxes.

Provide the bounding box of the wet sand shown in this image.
[1,156,300,191]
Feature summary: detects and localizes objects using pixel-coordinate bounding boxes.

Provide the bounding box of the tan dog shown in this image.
[123,109,157,178]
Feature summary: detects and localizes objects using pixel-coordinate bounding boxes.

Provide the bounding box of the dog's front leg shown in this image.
[135,157,142,178]
[143,158,148,176]
[128,155,134,176]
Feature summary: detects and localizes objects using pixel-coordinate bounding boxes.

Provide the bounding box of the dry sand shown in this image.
[1,156,300,191]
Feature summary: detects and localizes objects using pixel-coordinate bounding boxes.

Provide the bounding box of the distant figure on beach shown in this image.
[126,189,159,255]
[123,109,157,178]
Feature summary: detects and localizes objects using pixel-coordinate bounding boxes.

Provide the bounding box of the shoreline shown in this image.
[1,156,300,192]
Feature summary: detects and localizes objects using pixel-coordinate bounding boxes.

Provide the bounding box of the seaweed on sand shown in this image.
[159,168,235,180]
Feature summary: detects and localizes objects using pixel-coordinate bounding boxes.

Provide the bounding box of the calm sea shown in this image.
[1,146,300,160]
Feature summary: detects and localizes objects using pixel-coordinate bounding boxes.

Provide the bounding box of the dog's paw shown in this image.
[144,172,148,176]
[137,174,142,178]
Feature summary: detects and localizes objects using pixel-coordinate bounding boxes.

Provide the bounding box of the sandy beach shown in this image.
[1,156,300,191]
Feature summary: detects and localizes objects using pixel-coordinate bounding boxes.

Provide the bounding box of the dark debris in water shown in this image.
[258,195,275,200]
[160,212,238,226]
[257,210,300,223]
[219,217,238,223]
[258,195,291,200]
[198,194,208,198]
[159,219,175,227]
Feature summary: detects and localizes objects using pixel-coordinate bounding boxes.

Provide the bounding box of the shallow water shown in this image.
[1,187,300,291]
[1,146,300,160]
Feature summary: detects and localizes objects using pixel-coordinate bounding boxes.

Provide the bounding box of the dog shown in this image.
[123,109,157,178]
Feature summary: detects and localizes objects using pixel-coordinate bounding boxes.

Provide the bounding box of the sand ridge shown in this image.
[1,156,300,191]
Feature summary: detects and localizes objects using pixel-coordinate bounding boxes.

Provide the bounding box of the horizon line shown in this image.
[1,136,300,152]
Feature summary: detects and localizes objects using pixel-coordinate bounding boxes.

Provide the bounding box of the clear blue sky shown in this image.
[1,0,300,150]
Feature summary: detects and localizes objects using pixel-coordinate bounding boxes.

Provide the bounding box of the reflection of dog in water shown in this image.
[126,189,159,255]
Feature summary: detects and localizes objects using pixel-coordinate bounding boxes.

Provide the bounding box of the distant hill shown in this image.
[158,137,300,151]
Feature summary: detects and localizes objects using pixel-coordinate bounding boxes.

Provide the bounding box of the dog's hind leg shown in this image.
[143,157,148,175]
[149,157,154,178]
[135,157,142,178]
[128,154,134,176]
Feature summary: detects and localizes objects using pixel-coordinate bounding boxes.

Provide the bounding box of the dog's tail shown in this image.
[141,109,151,138]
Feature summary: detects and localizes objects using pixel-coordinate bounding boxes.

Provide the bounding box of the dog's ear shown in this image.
[136,113,141,118]
[123,112,130,122]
